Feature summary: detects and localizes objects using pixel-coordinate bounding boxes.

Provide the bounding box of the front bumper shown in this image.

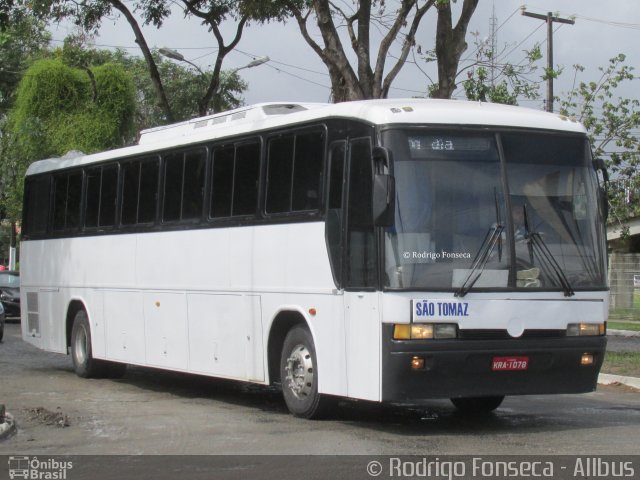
[382,324,606,404]
[0,300,20,316]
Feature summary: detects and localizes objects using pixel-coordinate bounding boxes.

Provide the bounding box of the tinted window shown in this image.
[266,137,294,213]
[292,131,323,210]
[163,149,206,222]
[121,162,140,225]
[266,130,324,214]
[326,142,346,286]
[23,176,51,236]
[210,147,234,218]
[85,167,101,228]
[99,165,118,227]
[163,153,183,222]
[53,172,82,231]
[120,158,159,226]
[182,150,206,220]
[346,138,376,288]
[139,160,159,223]
[233,143,260,216]
[209,142,260,218]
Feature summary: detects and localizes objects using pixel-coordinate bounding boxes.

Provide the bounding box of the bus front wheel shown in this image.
[280,325,331,419]
[71,310,126,378]
[450,396,504,414]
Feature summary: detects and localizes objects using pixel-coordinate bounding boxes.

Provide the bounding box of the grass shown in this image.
[601,351,640,377]
[608,322,640,332]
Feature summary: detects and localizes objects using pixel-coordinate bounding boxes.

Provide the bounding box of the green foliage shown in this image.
[57,42,248,131]
[1,57,136,222]
[463,66,518,105]
[461,33,540,105]
[559,54,640,234]
[0,8,51,117]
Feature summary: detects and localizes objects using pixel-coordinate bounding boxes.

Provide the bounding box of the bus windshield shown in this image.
[382,129,607,292]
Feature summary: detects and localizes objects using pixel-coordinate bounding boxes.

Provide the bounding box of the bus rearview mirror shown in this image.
[373,173,395,227]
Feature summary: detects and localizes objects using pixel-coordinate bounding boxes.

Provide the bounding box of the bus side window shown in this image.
[84,167,101,228]
[121,161,140,226]
[182,149,206,220]
[52,172,82,232]
[233,142,260,217]
[163,153,183,222]
[345,138,376,288]
[266,136,294,214]
[99,165,118,228]
[266,129,324,215]
[292,131,324,211]
[23,175,51,237]
[210,146,234,218]
[138,159,159,224]
[326,141,346,286]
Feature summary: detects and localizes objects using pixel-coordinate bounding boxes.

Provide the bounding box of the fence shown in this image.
[608,253,640,319]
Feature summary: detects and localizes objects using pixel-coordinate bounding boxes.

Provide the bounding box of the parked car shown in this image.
[0,271,20,317]
[0,300,5,341]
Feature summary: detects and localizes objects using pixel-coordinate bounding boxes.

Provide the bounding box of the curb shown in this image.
[598,373,640,391]
[0,412,16,440]
[608,329,640,337]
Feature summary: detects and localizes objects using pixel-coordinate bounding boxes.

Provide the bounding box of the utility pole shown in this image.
[521,8,575,113]
[489,3,497,87]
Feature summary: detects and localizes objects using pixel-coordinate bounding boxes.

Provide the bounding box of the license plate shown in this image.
[492,356,529,371]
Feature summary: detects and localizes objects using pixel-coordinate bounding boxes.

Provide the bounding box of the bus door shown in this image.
[343,137,381,402]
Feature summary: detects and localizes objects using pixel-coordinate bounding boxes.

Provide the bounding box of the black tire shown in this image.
[70,310,126,378]
[280,325,332,419]
[0,321,4,342]
[451,395,505,414]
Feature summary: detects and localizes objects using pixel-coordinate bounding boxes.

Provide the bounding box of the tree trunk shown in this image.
[110,0,174,122]
[431,0,479,99]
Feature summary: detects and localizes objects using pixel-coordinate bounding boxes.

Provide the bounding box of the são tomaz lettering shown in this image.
[415,300,469,317]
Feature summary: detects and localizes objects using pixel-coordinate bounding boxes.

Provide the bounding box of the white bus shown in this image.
[20,99,609,418]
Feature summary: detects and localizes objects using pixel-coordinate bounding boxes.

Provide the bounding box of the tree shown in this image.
[559,54,640,236]
[284,0,479,102]
[0,57,136,223]
[461,33,542,105]
[59,38,247,132]
[430,0,479,99]
[0,7,51,118]
[285,0,434,101]
[0,7,51,267]
[7,1,289,121]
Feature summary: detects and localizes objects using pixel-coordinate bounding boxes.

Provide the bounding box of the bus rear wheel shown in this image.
[71,310,126,378]
[280,326,331,419]
[450,395,504,414]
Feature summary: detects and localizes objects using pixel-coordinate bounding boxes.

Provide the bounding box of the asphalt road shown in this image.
[1,320,640,461]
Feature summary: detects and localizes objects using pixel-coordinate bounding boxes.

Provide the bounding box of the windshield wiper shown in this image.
[522,205,575,297]
[455,224,504,298]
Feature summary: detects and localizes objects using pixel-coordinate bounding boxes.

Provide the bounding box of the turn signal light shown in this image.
[393,323,457,340]
[567,323,605,336]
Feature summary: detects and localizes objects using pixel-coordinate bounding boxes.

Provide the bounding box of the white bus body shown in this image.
[21,99,608,417]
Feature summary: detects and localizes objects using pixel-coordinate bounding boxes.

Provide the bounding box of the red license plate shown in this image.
[492,356,529,371]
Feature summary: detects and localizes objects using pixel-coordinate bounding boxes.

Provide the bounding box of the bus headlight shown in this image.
[567,323,605,336]
[393,323,457,340]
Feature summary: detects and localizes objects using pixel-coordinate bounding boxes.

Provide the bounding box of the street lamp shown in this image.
[230,56,270,74]
[158,48,269,77]
[158,47,205,75]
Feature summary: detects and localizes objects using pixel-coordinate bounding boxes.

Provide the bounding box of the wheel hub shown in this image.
[74,325,87,365]
[284,344,314,399]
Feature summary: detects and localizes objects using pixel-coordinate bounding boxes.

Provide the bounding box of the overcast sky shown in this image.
[49,1,640,111]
